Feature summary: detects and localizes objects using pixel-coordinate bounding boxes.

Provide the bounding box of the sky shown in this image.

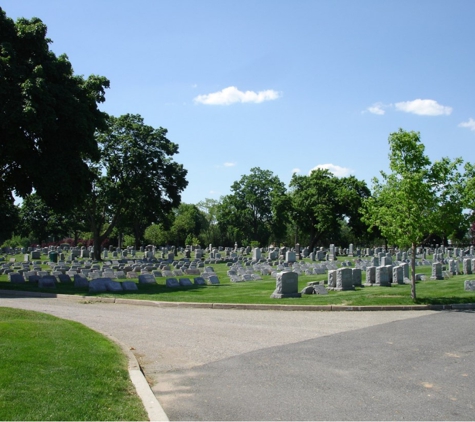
[3,0,475,205]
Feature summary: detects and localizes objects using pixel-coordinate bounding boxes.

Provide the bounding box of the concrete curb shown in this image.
[86,331,169,422]
[1,289,475,311]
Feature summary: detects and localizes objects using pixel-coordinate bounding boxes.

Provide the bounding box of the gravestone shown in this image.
[464,280,475,291]
[8,273,25,284]
[179,278,193,286]
[193,277,206,285]
[352,268,362,287]
[39,276,56,288]
[448,259,459,276]
[271,271,301,298]
[138,274,157,284]
[392,266,404,284]
[58,274,72,283]
[400,262,410,279]
[364,266,376,286]
[463,259,472,275]
[327,269,337,288]
[375,266,391,286]
[89,278,110,293]
[208,275,220,285]
[285,251,296,263]
[106,280,123,292]
[122,281,139,291]
[335,268,354,291]
[431,262,444,280]
[74,274,89,289]
[166,278,180,288]
[314,284,328,295]
[252,248,261,261]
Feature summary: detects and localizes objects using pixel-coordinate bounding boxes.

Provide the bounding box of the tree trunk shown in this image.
[93,230,103,262]
[411,242,417,301]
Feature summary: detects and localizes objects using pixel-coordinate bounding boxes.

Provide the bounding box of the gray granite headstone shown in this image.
[74,274,89,289]
[8,273,25,284]
[314,284,328,295]
[392,266,404,284]
[179,278,193,286]
[352,268,362,287]
[431,262,444,280]
[58,274,72,283]
[271,271,301,298]
[327,269,337,288]
[166,278,180,288]
[335,268,354,291]
[39,276,56,288]
[138,274,157,284]
[122,281,139,291]
[89,278,110,292]
[106,280,123,292]
[464,280,475,291]
[364,266,376,286]
[193,277,206,285]
[375,266,391,286]
[207,275,220,285]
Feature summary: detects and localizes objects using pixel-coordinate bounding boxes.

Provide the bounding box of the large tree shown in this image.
[84,114,188,260]
[217,167,289,246]
[0,8,109,211]
[289,169,371,250]
[363,129,465,301]
[197,198,223,246]
[0,192,19,244]
[169,203,208,247]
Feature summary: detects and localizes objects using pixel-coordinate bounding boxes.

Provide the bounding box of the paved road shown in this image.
[2,296,474,420]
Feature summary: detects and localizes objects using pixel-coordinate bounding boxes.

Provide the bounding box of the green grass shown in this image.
[1,253,474,306]
[0,307,148,421]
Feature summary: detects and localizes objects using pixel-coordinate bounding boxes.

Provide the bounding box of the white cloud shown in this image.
[194,86,281,105]
[366,102,387,115]
[394,99,452,116]
[292,168,301,174]
[459,118,475,131]
[224,162,236,167]
[309,164,353,178]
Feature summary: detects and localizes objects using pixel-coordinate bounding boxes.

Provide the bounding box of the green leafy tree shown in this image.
[363,129,465,301]
[289,169,371,250]
[217,167,289,246]
[0,9,109,211]
[144,223,171,246]
[196,198,223,246]
[17,193,85,245]
[170,203,208,246]
[84,114,188,260]
[0,193,19,244]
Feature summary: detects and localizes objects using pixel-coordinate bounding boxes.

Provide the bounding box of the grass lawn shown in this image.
[1,253,474,306]
[0,307,148,421]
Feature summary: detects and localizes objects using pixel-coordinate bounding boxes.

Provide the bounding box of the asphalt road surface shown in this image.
[2,296,474,421]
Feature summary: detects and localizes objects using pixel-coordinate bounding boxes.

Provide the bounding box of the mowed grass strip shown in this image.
[2,258,475,306]
[0,307,148,421]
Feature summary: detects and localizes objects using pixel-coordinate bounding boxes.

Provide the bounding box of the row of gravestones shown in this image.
[7,271,220,292]
[8,262,221,282]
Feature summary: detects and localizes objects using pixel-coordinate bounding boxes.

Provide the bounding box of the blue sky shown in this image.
[4,0,475,204]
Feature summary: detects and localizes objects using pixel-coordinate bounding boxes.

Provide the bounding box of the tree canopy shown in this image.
[0,8,109,211]
[84,114,188,259]
[217,167,289,246]
[363,129,466,300]
[290,169,371,250]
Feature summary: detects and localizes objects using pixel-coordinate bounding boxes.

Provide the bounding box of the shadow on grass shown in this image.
[0,280,229,297]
